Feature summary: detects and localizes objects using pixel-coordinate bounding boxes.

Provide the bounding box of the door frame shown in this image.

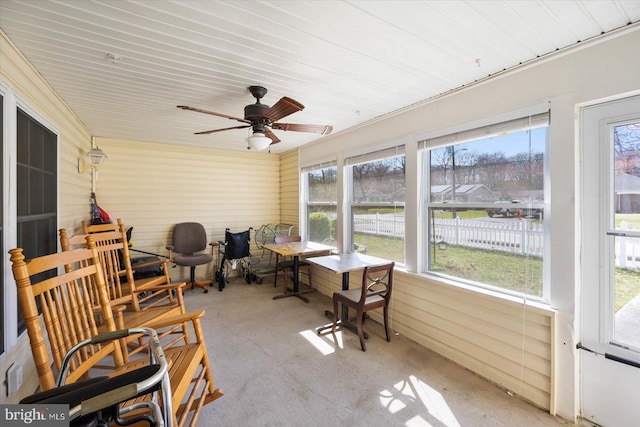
[579,93,640,426]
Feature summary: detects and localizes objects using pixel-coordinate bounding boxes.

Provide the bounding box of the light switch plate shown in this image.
[7,363,23,396]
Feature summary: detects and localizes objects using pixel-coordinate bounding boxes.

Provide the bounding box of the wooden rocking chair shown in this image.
[82,218,175,298]
[60,223,189,361]
[10,236,224,427]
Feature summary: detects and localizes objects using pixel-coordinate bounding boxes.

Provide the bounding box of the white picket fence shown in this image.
[432,217,544,257]
[616,223,640,270]
[353,214,543,257]
[353,212,405,238]
[353,214,640,269]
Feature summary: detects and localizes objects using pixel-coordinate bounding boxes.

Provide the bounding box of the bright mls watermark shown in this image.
[0,405,68,426]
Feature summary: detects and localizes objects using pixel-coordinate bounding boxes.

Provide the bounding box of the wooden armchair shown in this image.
[60,223,188,361]
[10,237,224,426]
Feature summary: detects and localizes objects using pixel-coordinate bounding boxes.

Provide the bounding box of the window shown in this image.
[424,113,548,299]
[303,163,337,247]
[347,147,405,263]
[16,108,58,334]
[611,120,640,349]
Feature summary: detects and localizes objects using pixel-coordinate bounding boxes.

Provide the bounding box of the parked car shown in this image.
[486,201,518,218]
[486,200,544,219]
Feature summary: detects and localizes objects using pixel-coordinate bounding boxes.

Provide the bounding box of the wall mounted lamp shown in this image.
[78,147,108,173]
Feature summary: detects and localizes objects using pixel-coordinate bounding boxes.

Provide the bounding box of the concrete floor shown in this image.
[186,276,574,427]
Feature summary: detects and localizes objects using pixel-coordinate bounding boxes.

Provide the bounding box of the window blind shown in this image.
[301,160,337,173]
[422,111,549,149]
[345,145,405,166]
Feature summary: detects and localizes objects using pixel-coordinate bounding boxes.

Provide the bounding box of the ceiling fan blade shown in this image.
[262,97,304,122]
[194,125,251,135]
[272,123,333,135]
[265,128,281,144]
[177,105,250,123]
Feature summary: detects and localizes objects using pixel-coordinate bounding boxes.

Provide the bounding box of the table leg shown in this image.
[293,256,299,292]
[273,255,315,303]
[316,272,369,339]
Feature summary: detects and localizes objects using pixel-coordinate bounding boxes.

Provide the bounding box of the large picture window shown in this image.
[424,113,548,299]
[303,163,337,247]
[347,147,405,263]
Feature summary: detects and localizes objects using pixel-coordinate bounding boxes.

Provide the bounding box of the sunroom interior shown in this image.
[1,2,640,426]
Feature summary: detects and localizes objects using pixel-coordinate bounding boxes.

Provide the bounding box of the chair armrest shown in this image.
[131,258,168,270]
[144,310,205,330]
[209,242,218,255]
[166,245,175,251]
[136,282,186,293]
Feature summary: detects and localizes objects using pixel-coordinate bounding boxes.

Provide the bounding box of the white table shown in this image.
[306,253,391,335]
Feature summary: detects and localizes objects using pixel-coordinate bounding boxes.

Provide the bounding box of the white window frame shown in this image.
[0,82,59,357]
[420,109,551,302]
[301,160,338,244]
[345,145,406,263]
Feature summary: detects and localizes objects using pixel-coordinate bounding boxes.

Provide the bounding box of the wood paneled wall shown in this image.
[279,150,300,235]
[92,138,281,283]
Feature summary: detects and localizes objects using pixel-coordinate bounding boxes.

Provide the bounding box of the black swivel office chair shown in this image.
[167,222,215,293]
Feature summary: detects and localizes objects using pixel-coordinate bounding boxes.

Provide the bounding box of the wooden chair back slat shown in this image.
[60,228,134,308]
[63,219,179,313]
[81,221,120,234]
[10,237,124,391]
[361,263,393,303]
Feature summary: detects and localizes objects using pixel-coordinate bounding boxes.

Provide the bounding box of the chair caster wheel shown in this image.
[203,289,208,293]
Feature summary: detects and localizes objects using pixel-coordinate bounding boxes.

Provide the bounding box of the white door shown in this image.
[580,94,640,426]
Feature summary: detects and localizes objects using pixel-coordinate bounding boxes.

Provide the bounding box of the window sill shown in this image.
[395,267,554,315]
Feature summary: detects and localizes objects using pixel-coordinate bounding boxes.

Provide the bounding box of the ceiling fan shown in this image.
[178,86,333,150]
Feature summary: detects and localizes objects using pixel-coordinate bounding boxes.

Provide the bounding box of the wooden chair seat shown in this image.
[334,288,386,306]
[97,339,222,426]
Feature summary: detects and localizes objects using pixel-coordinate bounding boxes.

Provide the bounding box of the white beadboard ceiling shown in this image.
[1,0,639,154]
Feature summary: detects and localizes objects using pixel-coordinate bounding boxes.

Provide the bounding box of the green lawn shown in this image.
[354,233,404,263]
[616,267,640,311]
[353,233,640,307]
[616,213,640,229]
[430,244,543,296]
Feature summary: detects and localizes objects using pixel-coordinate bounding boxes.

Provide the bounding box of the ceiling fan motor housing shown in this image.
[244,103,271,123]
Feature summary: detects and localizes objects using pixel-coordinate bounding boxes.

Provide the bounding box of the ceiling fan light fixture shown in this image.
[246,132,272,151]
